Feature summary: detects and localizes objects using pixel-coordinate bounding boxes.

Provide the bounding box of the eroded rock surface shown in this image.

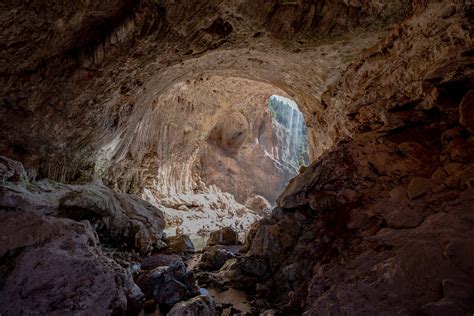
[0,165,166,254]
[232,1,474,314]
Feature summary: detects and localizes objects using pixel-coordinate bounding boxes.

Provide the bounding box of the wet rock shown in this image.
[165,234,195,254]
[168,295,216,316]
[198,245,235,271]
[207,227,239,246]
[0,210,144,315]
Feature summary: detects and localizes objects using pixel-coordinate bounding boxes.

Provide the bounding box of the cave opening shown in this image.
[153,79,311,250]
[266,95,310,174]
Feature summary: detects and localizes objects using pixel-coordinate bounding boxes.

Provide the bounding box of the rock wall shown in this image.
[0,0,412,192]
[233,1,474,314]
[3,0,463,314]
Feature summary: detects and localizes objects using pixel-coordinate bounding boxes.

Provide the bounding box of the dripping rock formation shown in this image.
[1,0,473,315]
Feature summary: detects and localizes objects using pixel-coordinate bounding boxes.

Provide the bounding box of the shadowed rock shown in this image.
[0,210,144,315]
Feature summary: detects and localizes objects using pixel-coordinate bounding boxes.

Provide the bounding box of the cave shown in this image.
[1,1,473,316]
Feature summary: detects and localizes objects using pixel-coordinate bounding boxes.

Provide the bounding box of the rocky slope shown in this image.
[2,0,473,315]
[228,1,474,315]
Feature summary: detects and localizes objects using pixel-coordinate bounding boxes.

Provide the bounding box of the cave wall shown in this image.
[234,1,474,314]
[3,0,472,315]
[0,0,413,195]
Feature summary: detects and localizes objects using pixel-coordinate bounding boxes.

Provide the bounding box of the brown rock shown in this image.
[207,227,239,246]
[444,162,463,176]
[440,127,464,146]
[459,90,474,133]
[407,177,433,200]
[460,164,474,189]
[389,186,408,203]
[381,203,423,228]
[431,167,448,183]
[165,234,195,254]
[445,176,461,189]
[136,255,199,307]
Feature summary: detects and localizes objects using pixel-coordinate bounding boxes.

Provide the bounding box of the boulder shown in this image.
[207,227,239,246]
[141,254,183,271]
[58,185,167,253]
[0,156,27,183]
[165,234,195,254]
[0,210,144,315]
[168,295,216,316]
[0,159,166,254]
[136,255,199,309]
[220,257,269,289]
[198,245,235,271]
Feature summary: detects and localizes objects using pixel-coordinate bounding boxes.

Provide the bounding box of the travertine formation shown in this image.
[1,0,473,315]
